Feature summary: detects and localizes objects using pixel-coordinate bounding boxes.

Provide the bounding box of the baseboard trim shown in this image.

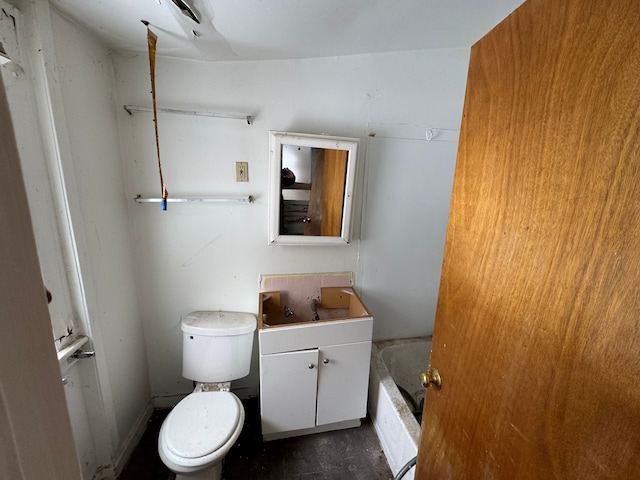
[153,392,189,409]
[112,401,154,477]
[262,418,361,442]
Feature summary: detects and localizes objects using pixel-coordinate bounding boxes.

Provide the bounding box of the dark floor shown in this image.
[118,397,393,480]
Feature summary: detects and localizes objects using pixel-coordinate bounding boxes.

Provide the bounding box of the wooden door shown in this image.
[417,0,640,478]
[305,149,347,236]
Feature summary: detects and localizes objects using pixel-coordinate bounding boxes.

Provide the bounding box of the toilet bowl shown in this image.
[158,391,245,479]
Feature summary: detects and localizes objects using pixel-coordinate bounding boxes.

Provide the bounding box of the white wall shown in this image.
[359,133,459,340]
[47,7,152,467]
[112,48,469,401]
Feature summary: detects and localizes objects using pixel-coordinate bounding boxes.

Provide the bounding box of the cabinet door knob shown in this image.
[308,364,315,369]
[323,359,329,364]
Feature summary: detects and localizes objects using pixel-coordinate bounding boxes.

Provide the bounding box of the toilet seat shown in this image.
[159,391,244,472]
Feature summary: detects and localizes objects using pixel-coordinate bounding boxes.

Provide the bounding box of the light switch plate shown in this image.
[236,162,249,182]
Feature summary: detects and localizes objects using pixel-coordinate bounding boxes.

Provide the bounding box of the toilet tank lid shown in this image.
[182,311,257,336]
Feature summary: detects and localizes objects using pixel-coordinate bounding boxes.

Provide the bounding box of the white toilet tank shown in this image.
[181,311,256,382]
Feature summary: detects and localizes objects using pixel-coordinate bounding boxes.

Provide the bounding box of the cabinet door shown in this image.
[260,349,318,435]
[316,341,372,426]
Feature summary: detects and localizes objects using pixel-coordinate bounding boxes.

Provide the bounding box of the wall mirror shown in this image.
[268,131,359,245]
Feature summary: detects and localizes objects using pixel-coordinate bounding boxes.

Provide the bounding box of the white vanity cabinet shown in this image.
[258,316,373,441]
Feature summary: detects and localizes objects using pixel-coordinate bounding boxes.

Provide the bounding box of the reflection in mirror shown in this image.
[281,145,347,236]
[268,132,359,245]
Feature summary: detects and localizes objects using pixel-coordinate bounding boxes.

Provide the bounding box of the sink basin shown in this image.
[259,287,371,328]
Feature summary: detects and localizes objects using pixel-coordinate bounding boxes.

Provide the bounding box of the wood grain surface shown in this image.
[417,0,640,478]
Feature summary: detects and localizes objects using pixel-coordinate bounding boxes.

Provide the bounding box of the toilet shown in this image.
[158,311,256,480]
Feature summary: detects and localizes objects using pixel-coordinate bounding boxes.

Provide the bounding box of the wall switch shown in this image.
[236,162,249,182]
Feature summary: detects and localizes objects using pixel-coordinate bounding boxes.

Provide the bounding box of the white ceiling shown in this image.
[49,0,525,62]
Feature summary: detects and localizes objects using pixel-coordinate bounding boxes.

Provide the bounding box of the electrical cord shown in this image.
[394,455,417,480]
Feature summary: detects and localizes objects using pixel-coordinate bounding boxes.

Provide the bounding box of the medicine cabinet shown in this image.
[268,131,359,245]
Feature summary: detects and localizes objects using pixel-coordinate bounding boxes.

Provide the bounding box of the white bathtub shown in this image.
[368,337,431,480]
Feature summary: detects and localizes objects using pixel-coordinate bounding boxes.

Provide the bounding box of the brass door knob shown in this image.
[420,368,442,390]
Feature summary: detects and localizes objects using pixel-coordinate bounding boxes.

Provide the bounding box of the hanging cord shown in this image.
[143,20,168,210]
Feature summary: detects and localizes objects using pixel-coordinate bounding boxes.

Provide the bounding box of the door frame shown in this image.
[3,1,121,476]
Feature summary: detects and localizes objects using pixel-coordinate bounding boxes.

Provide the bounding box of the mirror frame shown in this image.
[268,131,359,245]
